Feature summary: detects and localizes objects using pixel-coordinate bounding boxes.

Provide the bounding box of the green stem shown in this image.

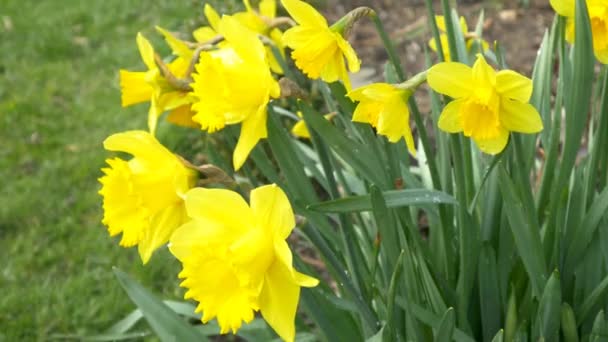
[584,65,608,205]
[397,71,428,91]
[424,0,446,62]
[440,0,459,62]
[370,12,405,81]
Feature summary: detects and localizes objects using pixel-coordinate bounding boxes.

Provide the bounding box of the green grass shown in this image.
[0,1,211,339]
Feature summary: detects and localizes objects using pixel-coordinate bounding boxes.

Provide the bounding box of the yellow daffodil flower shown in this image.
[119,32,194,133]
[550,0,608,63]
[429,16,489,62]
[347,83,417,155]
[99,130,197,264]
[194,1,286,74]
[190,15,280,171]
[169,184,318,342]
[281,0,361,89]
[427,54,543,154]
[291,111,335,138]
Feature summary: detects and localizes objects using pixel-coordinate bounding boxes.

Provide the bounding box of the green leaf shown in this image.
[266,109,319,203]
[106,300,200,335]
[300,288,364,342]
[491,330,504,342]
[561,303,579,342]
[308,188,457,213]
[52,332,151,341]
[590,311,608,342]
[554,0,594,205]
[299,101,387,188]
[498,165,547,296]
[434,308,455,342]
[565,186,608,277]
[386,251,405,341]
[478,244,503,341]
[112,268,207,342]
[504,288,518,342]
[576,273,608,325]
[365,326,385,342]
[370,185,401,272]
[533,271,561,341]
[398,301,476,342]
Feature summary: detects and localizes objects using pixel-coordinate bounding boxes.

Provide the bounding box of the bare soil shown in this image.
[326,0,555,80]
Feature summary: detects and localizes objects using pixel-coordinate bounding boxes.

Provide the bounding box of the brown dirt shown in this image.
[325,0,555,79]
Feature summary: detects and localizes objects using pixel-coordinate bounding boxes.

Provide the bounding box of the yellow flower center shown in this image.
[461,87,501,140]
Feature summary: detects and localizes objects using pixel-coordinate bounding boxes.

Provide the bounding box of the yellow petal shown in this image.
[184,188,253,232]
[167,105,199,128]
[193,26,217,43]
[259,261,299,342]
[148,96,160,135]
[156,26,193,60]
[168,220,213,260]
[459,16,468,34]
[119,70,154,107]
[136,32,156,70]
[99,158,147,247]
[250,184,295,239]
[138,202,186,264]
[336,35,360,73]
[438,99,464,133]
[596,46,608,64]
[376,96,409,142]
[348,83,395,101]
[427,62,473,98]
[500,99,543,133]
[274,239,319,287]
[233,105,268,170]
[403,125,417,156]
[291,120,311,138]
[103,130,167,161]
[204,4,221,31]
[243,0,253,11]
[219,15,265,63]
[351,101,381,125]
[471,54,495,88]
[281,0,328,28]
[550,0,574,17]
[474,128,509,154]
[260,0,277,18]
[428,36,438,53]
[435,16,447,32]
[496,70,533,102]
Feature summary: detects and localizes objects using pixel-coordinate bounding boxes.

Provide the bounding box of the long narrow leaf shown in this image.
[113,268,207,342]
[308,188,456,213]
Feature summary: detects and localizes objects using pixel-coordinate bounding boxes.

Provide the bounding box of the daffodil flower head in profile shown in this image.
[169,184,319,342]
[119,32,194,134]
[347,83,417,155]
[550,0,608,63]
[281,0,361,90]
[98,130,198,264]
[427,54,543,154]
[428,15,489,62]
[190,15,281,171]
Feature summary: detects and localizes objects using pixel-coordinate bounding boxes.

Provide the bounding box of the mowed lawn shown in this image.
[0,1,215,339]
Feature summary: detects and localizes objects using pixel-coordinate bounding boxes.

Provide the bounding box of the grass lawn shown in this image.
[0,1,218,339]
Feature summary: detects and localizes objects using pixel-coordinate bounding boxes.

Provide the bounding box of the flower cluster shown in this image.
[101,0,545,340]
